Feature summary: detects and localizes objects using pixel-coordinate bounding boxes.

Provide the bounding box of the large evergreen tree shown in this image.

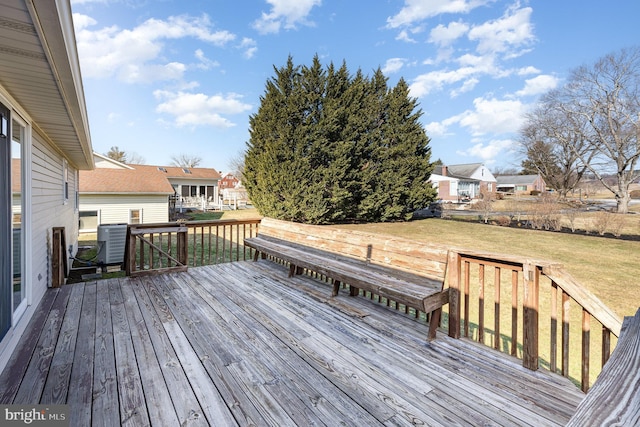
[244,55,436,224]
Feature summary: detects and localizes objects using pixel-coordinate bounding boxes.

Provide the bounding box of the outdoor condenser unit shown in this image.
[96,224,128,264]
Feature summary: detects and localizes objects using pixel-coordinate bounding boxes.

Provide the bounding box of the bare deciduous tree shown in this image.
[519,104,593,199]
[127,152,146,164]
[170,154,202,168]
[555,47,640,213]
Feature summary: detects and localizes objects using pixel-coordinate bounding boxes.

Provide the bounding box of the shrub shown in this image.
[592,211,611,235]
[529,194,562,231]
[494,216,511,227]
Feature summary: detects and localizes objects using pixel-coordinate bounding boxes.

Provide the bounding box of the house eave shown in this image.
[0,0,94,170]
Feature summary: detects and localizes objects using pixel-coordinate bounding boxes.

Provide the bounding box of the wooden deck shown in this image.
[0,261,585,426]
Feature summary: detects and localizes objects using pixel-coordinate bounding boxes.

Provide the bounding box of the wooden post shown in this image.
[125,226,136,275]
[522,262,539,371]
[177,228,188,267]
[447,251,461,339]
[582,309,590,392]
[51,228,63,287]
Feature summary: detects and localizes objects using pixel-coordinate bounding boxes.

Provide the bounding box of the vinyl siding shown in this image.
[79,194,169,227]
[0,128,81,371]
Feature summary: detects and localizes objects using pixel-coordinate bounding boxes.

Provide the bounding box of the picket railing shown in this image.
[125,219,261,276]
[446,249,623,392]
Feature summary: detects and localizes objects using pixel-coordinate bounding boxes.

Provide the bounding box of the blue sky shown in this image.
[70,0,639,172]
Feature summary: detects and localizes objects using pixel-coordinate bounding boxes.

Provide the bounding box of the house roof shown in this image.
[434,163,484,180]
[149,165,222,181]
[80,166,175,194]
[0,0,93,169]
[80,162,222,194]
[496,175,541,186]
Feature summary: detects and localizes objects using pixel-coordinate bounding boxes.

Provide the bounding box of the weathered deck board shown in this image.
[0,286,60,404]
[12,284,73,404]
[67,281,97,427]
[0,261,585,426]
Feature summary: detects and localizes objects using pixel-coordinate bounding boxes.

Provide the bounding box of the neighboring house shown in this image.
[79,154,175,231]
[79,154,222,231]
[219,172,240,190]
[218,172,249,207]
[430,163,497,201]
[0,0,94,371]
[496,174,546,194]
[164,165,221,203]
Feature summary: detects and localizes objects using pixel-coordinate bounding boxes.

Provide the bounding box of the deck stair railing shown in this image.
[446,249,623,392]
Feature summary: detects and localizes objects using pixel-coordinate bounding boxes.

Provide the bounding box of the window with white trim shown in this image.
[130,209,142,224]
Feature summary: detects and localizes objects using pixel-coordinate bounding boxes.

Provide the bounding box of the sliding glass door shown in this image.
[0,102,11,340]
[11,117,25,317]
[0,102,27,342]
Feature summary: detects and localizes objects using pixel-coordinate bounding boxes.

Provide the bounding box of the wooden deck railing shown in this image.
[446,249,623,392]
[124,219,624,392]
[125,219,261,277]
[566,308,640,426]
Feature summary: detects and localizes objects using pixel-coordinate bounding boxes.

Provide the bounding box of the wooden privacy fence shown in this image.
[446,249,623,392]
[125,219,261,276]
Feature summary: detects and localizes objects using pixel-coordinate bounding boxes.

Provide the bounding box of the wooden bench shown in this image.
[244,217,450,340]
[567,308,640,426]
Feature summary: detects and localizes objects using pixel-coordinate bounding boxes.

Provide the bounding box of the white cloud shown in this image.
[450,77,479,97]
[457,138,515,162]
[239,38,258,59]
[428,20,469,46]
[454,97,527,135]
[396,29,417,43]
[74,13,236,83]
[468,5,535,56]
[409,66,477,98]
[382,58,407,74]
[194,49,220,70]
[153,90,252,128]
[517,66,541,76]
[515,74,559,96]
[253,0,322,34]
[387,0,490,28]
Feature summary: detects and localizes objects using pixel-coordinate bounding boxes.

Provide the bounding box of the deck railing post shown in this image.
[522,262,540,371]
[177,228,188,267]
[447,251,461,338]
[125,226,136,276]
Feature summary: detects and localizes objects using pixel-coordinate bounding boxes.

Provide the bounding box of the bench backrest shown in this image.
[256,217,449,282]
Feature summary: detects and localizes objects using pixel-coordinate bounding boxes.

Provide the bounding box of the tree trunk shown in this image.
[616,190,630,214]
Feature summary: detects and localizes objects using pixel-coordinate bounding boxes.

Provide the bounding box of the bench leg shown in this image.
[349,286,359,297]
[427,308,442,341]
[252,250,260,262]
[332,280,341,297]
[288,264,296,277]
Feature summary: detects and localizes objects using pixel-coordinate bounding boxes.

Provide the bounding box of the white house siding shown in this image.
[79,194,169,228]
[0,128,81,370]
[30,131,80,299]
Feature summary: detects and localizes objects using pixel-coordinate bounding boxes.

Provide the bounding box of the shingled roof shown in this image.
[80,163,222,194]
[80,166,175,194]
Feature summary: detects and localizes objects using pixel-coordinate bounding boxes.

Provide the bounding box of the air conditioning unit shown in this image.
[96,224,128,264]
